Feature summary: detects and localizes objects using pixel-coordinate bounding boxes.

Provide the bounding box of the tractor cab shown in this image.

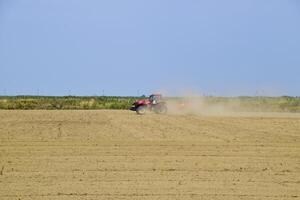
[149,94,162,104]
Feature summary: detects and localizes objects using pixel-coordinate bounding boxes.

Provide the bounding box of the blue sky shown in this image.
[0,0,299,96]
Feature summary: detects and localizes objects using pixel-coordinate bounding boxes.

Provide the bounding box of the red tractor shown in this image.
[131,94,168,115]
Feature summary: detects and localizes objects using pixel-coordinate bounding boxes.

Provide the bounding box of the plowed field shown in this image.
[1,110,300,200]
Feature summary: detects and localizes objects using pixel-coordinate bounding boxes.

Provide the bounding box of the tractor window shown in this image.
[149,95,155,102]
[150,95,161,102]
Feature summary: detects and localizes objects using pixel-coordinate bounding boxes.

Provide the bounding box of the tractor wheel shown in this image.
[136,105,147,115]
[154,104,167,114]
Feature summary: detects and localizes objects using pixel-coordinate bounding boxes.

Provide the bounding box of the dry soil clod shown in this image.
[0,166,4,175]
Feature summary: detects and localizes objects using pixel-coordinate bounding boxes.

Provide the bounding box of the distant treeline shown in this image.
[0,96,299,112]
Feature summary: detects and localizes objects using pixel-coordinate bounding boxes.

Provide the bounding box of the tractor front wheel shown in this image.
[136,105,147,115]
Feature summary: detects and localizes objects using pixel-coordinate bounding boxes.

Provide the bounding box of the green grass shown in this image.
[0,96,137,110]
[0,96,299,112]
[203,96,300,113]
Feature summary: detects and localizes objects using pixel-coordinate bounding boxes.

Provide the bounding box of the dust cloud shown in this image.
[160,91,243,116]
[166,96,239,116]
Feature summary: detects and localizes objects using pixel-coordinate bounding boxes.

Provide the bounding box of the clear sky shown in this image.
[0,0,299,96]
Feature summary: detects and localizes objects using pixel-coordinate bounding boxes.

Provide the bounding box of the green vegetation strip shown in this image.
[0,96,299,112]
[0,96,136,110]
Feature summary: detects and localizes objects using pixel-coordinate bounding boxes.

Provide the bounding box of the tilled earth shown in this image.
[0,110,300,200]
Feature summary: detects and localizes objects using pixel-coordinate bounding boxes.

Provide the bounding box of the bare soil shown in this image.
[0,110,300,200]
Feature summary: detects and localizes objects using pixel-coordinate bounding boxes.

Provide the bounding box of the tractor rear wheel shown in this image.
[154,103,167,114]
